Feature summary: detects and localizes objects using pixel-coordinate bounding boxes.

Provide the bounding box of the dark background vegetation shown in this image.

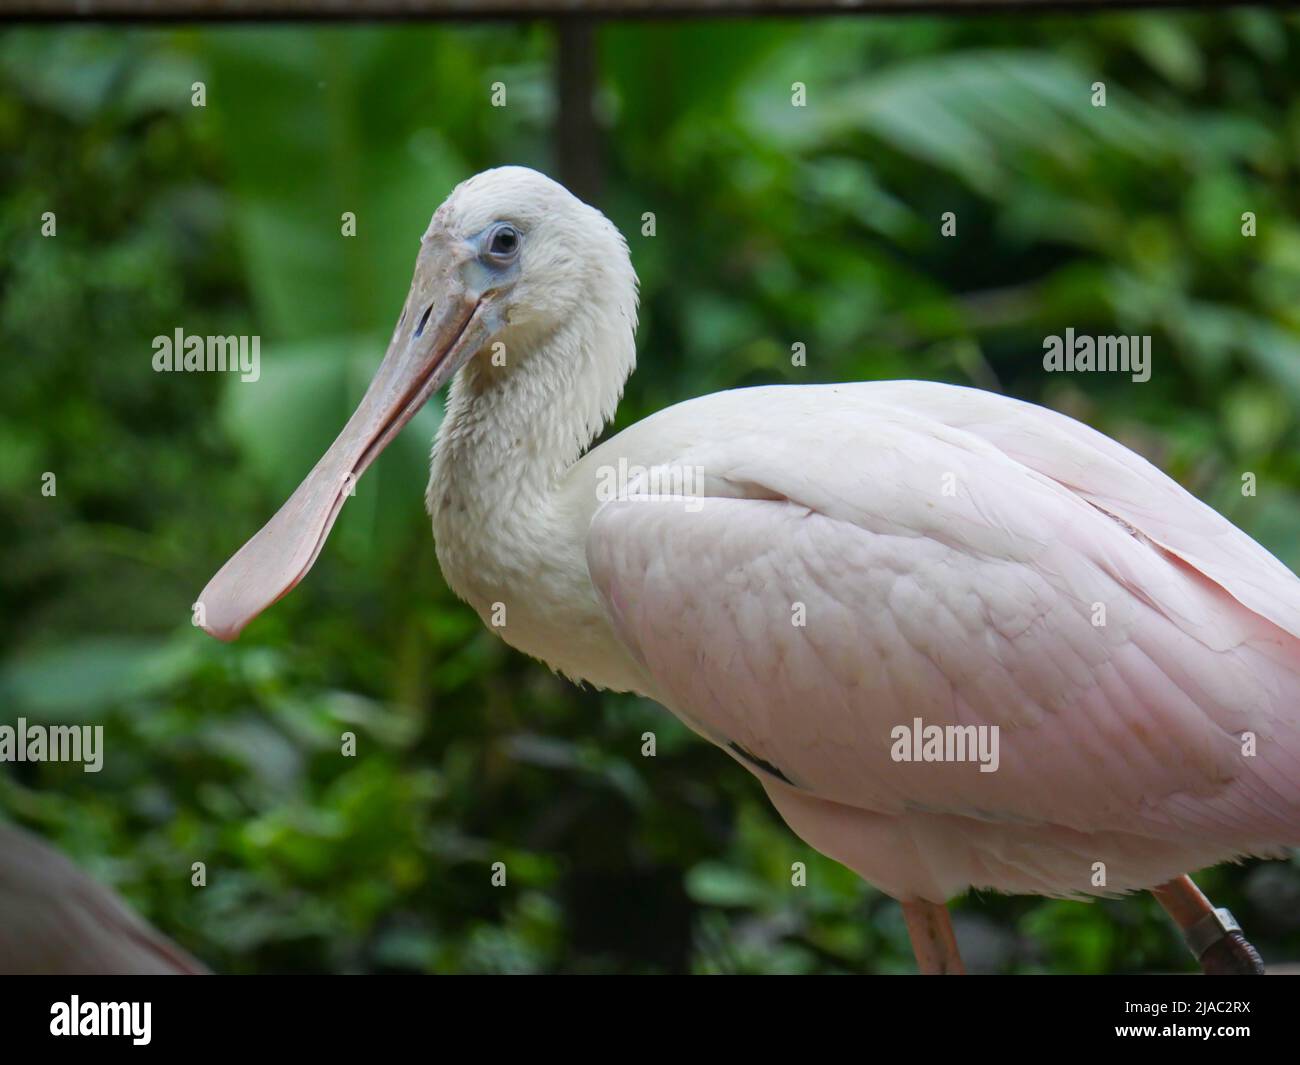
[1,10,1298,974]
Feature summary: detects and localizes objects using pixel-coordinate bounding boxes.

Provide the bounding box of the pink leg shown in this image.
[1152,875,1264,975]
[902,899,966,975]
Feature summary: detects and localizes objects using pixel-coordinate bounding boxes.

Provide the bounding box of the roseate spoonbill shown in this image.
[199,166,1300,974]
[0,822,206,974]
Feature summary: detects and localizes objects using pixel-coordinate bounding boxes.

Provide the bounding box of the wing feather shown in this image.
[585,387,1300,865]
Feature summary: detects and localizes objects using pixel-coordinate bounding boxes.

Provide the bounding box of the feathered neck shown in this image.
[426,272,638,603]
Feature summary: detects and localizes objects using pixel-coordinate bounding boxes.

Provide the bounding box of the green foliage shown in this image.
[1,12,1298,973]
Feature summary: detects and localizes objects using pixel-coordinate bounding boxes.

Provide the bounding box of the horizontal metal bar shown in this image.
[0,0,1207,24]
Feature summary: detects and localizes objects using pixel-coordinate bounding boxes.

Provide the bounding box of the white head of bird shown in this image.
[199,166,647,689]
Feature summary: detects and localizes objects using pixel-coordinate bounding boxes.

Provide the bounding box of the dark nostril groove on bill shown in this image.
[414,305,433,338]
[398,306,407,326]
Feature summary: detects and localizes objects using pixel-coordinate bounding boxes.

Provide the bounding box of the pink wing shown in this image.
[866,380,1300,642]
[585,383,1300,899]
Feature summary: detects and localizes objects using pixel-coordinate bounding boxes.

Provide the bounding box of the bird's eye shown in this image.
[485,223,521,262]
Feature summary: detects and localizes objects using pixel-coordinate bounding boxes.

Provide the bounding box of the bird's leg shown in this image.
[901,899,966,975]
[1151,876,1264,975]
